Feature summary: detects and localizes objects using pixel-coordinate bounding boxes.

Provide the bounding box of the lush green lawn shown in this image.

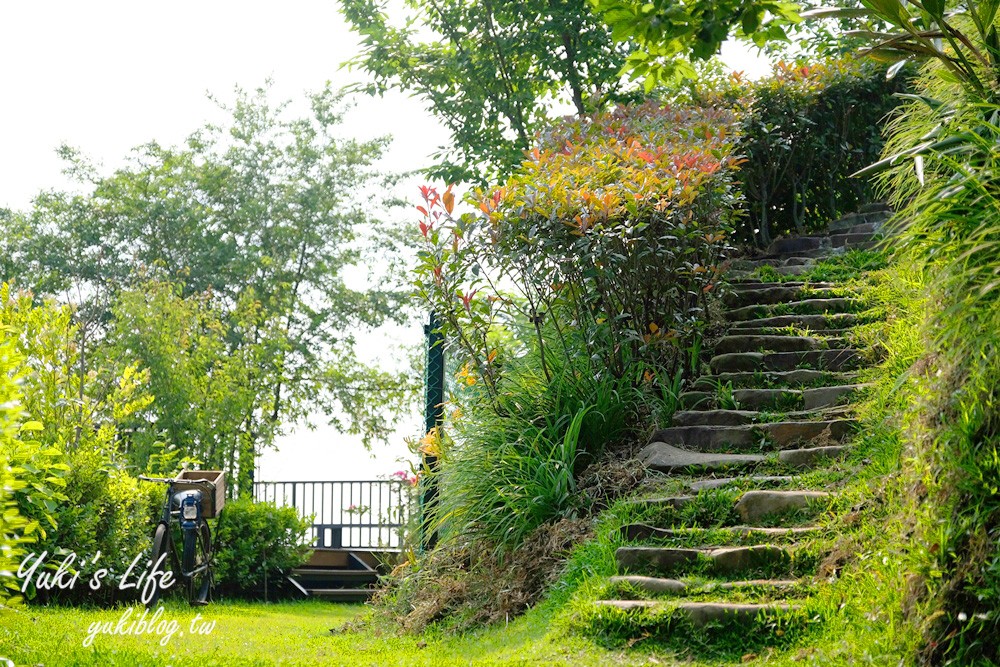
[0,600,640,667]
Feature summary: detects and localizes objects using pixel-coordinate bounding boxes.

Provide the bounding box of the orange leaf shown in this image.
[443,187,455,215]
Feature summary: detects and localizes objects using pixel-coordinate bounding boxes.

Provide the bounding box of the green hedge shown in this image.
[733,59,914,245]
[213,498,312,599]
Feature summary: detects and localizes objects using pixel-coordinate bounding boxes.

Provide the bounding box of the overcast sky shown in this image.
[0,1,769,482]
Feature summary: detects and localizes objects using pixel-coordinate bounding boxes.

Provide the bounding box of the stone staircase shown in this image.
[591,209,887,637]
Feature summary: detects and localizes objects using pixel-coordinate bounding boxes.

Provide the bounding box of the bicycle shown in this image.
[139,474,222,607]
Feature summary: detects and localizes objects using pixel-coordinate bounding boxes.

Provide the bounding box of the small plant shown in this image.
[639,366,685,427]
[711,379,741,411]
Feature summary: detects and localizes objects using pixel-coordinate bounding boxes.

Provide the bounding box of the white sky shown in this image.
[0,1,769,482]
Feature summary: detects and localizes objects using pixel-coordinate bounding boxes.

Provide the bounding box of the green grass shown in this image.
[0,599,646,667]
[749,250,890,284]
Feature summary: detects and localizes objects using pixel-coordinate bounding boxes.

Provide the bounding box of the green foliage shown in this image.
[213,498,312,599]
[0,450,28,607]
[410,101,738,561]
[830,4,1000,658]
[592,0,800,90]
[26,448,161,603]
[732,58,912,244]
[0,329,37,607]
[880,96,1000,665]
[436,393,593,555]
[341,0,638,183]
[0,299,73,552]
[0,284,154,457]
[423,335,636,555]
[0,286,167,605]
[415,103,739,399]
[809,0,1000,99]
[107,279,276,488]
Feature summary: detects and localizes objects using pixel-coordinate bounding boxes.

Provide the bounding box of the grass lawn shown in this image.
[0,599,640,667]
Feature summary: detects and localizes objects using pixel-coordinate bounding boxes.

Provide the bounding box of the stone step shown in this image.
[731,326,854,338]
[729,313,859,331]
[608,575,688,594]
[829,209,890,231]
[623,495,695,509]
[766,232,875,257]
[672,409,762,427]
[680,389,800,411]
[709,349,863,374]
[692,370,859,389]
[736,264,812,278]
[616,544,794,576]
[680,385,863,411]
[620,523,820,542]
[689,475,797,491]
[593,600,800,627]
[671,406,850,427]
[714,335,845,355]
[639,442,764,472]
[640,442,850,473]
[722,285,841,309]
[734,490,832,524]
[729,257,818,270]
[608,575,806,596]
[649,419,855,452]
[802,384,868,410]
[728,281,836,291]
[777,445,851,467]
[760,418,857,445]
[727,298,862,322]
[764,233,872,257]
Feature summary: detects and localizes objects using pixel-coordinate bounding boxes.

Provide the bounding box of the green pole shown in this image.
[421,312,444,550]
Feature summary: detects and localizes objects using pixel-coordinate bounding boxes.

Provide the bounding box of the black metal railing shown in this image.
[253,480,414,550]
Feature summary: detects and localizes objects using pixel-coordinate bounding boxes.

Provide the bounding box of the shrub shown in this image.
[880,92,1000,665]
[25,448,162,604]
[732,58,913,244]
[0,451,28,607]
[0,331,38,607]
[213,498,312,599]
[413,101,738,553]
[415,101,737,398]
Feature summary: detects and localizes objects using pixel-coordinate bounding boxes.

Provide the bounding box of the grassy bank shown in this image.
[0,599,645,667]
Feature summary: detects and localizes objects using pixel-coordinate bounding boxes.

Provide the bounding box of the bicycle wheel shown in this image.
[147,523,172,609]
[182,520,212,605]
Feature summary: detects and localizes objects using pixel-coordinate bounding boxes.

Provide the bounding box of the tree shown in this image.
[591,0,800,88]
[5,85,421,491]
[340,0,639,184]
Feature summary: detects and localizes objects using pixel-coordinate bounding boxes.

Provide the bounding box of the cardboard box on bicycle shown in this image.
[174,470,226,518]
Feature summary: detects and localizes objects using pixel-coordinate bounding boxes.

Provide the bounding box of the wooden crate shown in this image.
[174,470,226,518]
